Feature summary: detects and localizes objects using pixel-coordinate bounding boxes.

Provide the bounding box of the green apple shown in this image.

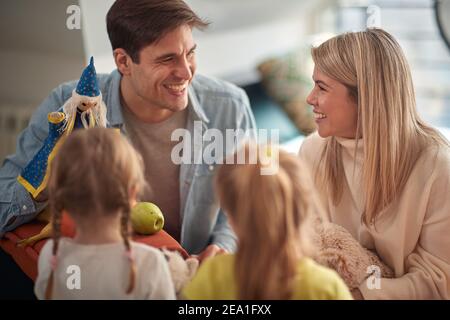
[131,202,165,235]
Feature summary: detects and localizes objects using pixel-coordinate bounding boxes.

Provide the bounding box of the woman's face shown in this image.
[306,66,358,139]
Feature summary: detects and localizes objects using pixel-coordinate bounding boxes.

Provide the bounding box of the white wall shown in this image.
[79,0,115,72]
[193,19,307,85]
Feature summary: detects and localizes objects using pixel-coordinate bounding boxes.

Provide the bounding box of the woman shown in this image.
[298,28,450,299]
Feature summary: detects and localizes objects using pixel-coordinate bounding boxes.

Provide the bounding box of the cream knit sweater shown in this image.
[298,132,450,299]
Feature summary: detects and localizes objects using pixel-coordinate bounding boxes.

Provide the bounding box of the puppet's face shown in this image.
[78,99,98,112]
[64,92,107,129]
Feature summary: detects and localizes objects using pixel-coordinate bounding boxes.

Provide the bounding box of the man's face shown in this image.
[127,24,196,112]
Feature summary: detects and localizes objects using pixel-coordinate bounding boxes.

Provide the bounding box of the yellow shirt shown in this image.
[183,254,352,300]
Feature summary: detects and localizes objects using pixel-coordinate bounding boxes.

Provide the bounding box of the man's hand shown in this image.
[195,244,227,264]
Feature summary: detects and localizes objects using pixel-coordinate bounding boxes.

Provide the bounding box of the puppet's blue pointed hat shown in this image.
[75,56,100,97]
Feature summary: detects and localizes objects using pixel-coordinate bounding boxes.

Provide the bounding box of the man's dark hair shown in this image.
[106,0,209,63]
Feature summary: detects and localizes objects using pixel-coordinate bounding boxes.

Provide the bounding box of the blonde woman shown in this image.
[299,28,450,299]
[183,145,352,300]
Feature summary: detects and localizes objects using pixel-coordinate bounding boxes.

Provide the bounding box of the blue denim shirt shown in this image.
[0,70,257,254]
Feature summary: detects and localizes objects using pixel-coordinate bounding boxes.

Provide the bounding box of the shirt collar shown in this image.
[106,70,124,127]
[335,136,364,162]
[187,83,209,123]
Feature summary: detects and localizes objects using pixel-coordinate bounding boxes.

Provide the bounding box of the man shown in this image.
[0,0,256,261]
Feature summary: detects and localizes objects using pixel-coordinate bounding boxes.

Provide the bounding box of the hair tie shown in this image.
[50,255,58,271]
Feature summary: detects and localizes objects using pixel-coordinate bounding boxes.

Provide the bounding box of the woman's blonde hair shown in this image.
[45,127,146,299]
[311,28,449,225]
[215,144,313,299]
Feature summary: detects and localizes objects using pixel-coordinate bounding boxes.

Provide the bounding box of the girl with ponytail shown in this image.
[183,144,352,300]
[34,127,175,300]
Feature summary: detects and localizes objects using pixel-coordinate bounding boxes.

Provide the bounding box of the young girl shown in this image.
[183,144,352,300]
[34,128,175,299]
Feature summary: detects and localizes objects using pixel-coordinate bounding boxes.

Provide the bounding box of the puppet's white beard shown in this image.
[61,90,108,132]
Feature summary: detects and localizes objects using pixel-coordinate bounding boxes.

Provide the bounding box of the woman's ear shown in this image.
[113,48,133,76]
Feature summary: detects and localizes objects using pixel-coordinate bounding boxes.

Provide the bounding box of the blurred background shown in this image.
[0,0,449,161]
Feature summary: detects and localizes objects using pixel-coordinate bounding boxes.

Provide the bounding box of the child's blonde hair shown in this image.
[45,127,146,299]
[215,144,313,299]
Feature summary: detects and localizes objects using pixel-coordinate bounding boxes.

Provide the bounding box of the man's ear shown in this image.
[113,48,133,76]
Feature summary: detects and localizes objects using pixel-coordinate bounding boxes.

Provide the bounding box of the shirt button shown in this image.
[22,205,27,210]
[209,165,214,171]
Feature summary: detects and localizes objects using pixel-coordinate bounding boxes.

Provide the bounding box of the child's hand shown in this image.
[195,244,227,264]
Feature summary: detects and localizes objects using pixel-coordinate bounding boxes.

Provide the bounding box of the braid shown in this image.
[45,208,63,300]
[121,202,136,294]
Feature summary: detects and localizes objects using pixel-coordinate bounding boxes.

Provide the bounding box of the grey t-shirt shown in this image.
[122,105,188,241]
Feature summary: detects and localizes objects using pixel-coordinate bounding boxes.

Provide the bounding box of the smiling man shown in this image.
[0,0,256,261]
